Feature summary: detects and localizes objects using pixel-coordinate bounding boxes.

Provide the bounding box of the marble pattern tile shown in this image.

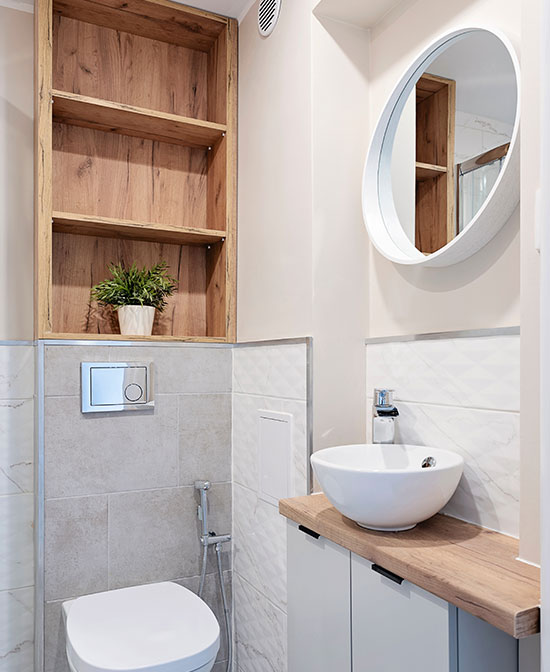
[45,495,108,601]
[233,344,307,400]
[232,394,307,497]
[44,394,178,498]
[0,493,34,591]
[0,345,34,400]
[0,398,33,495]
[179,394,231,485]
[0,587,34,672]
[233,484,287,611]
[390,400,520,537]
[233,573,286,672]
[366,335,519,412]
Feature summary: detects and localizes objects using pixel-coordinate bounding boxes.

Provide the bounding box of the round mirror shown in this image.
[363,28,520,267]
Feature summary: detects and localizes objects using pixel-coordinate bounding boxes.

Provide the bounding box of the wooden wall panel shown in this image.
[53,15,209,119]
[52,123,208,228]
[52,232,207,335]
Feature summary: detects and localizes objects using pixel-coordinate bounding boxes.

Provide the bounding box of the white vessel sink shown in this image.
[311,444,464,531]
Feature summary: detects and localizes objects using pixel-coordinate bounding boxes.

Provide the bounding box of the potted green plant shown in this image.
[91,261,177,336]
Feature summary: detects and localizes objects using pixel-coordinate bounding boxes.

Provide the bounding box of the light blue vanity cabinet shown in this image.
[287,522,530,672]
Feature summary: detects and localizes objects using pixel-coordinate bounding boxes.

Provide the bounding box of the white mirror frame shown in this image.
[362,27,521,267]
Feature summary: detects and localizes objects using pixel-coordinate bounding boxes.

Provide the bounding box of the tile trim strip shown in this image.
[35,342,45,672]
[365,326,520,345]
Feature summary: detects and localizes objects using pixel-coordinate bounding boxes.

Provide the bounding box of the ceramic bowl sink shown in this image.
[311,444,464,531]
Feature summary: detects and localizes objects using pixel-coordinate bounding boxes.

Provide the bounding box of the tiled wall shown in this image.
[232,341,310,672]
[366,332,520,536]
[0,343,35,672]
[41,344,233,672]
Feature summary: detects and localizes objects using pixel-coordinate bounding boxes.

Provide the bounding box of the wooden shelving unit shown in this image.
[35,0,237,341]
[415,73,456,254]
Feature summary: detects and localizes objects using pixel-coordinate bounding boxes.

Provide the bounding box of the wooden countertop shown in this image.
[279,494,540,638]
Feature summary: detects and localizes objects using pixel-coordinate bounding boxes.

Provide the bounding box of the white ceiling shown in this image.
[183,0,254,20]
[313,0,405,28]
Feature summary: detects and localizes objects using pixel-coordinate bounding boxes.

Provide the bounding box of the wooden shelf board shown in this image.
[280,494,540,639]
[415,162,447,181]
[52,91,226,149]
[42,333,229,343]
[52,212,226,246]
[53,0,227,51]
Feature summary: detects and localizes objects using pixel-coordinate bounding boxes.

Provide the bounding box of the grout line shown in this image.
[45,481,233,501]
[107,494,111,590]
[233,391,307,403]
[234,571,287,618]
[0,584,35,593]
[369,397,521,415]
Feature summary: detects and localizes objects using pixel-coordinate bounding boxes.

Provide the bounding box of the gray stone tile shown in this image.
[44,345,110,397]
[45,496,108,601]
[179,394,231,485]
[0,345,34,399]
[108,487,199,588]
[44,600,70,672]
[178,570,232,664]
[109,346,232,394]
[196,482,232,574]
[44,395,178,498]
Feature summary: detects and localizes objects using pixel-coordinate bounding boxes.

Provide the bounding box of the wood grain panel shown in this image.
[53,0,226,51]
[35,0,54,337]
[415,174,448,253]
[53,15,209,118]
[206,241,226,338]
[52,91,226,148]
[52,211,226,245]
[52,231,207,336]
[223,19,237,342]
[52,123,208,228]
[280,494,540,639]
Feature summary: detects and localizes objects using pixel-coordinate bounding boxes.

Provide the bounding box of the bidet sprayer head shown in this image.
[194,480,211,491]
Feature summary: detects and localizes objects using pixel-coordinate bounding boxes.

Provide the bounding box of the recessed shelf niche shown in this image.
[35,0,237,341]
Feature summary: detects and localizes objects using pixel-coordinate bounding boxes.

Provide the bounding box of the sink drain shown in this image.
[421,456,436,468]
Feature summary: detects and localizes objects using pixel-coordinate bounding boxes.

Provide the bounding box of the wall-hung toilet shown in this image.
[63,582,220,672]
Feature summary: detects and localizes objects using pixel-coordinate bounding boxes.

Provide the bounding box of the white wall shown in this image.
[367,0,521,338]
[0,5,34,340]
[238,2,370,451]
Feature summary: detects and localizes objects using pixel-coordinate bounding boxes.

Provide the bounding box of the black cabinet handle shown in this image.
[372,564,404,585]
[299,524,320,539]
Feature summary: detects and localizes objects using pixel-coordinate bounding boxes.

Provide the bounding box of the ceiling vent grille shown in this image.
[258,0,281,37]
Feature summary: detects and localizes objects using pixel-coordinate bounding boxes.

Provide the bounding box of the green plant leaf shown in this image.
[91,261,178,313]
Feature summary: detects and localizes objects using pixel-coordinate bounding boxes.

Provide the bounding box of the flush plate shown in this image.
[81,362,154,413]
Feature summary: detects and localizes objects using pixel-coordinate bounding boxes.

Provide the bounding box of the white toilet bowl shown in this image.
[63,582,220,672]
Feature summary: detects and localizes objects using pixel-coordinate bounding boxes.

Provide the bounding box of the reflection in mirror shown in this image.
[391,32,517,255]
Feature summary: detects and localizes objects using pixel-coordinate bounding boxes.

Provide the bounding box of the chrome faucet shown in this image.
[372,389,399,444]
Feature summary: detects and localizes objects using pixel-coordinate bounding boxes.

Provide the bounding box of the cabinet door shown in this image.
[287,521,351,672]
[457,609,518,672]
[352,553,451,672]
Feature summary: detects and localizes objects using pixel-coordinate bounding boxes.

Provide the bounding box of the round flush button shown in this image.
[124,383,143,402]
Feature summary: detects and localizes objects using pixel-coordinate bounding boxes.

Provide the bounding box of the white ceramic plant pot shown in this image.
[117,305,156,336]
